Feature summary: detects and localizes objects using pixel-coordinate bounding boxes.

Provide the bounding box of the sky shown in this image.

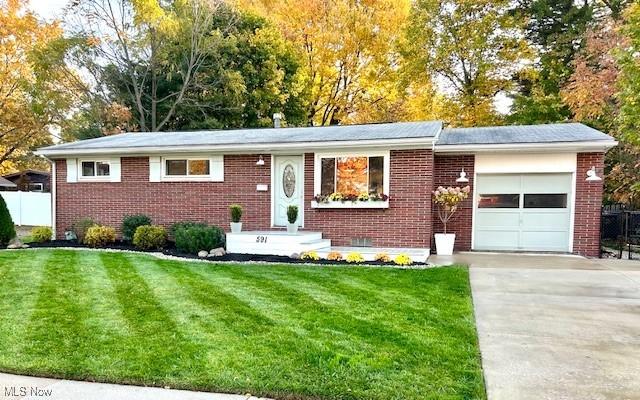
[29,0,69,20]
[27,0,513,115]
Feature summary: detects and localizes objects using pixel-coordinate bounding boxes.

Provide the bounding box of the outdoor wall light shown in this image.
[456,168,469,183]
[256,155,265,166]
[586,166,602,182]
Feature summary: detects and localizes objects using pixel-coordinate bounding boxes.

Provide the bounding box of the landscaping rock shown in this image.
[21,244,29,249]
[197,250,208,258]
[210,247,226,257]
[290,252,300,259]
[7,243,20,249]
[7,238,23,249]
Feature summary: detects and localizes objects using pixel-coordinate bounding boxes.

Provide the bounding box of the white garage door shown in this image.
[474,173,573,252]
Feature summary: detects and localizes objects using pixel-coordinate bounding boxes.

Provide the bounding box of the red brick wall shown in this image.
[574,152,605,257]
[55,155,272,237]
[431,155,475,250]
[55,150,435,249]
[303,150,434,248]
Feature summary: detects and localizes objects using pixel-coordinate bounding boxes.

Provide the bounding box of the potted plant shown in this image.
[432,185,470,255]
[229,204,243,233]
[286,205,299,234]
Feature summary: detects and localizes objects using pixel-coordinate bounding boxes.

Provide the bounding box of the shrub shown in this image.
[169,221,207,238]
[374,252,391,263]
[394,253,413,266]
[300,251,320,261]
[31,226,53,243]
[174,225,224,255]
[326,251,342,261]
[0,196,15,246]
[84,225,117,247]
[72,217,97,243]
[229,204,243,223]
[133,225,167,250]
[346,252,365,263]
[122,214,152,241]
[287,205,298,224]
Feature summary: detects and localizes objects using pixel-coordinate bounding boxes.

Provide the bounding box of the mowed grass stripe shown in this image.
[22,250,98,377]
[0,250,50,366]
[99,252,208,385]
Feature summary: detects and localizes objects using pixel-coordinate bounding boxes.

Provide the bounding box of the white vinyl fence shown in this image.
[1,192,52,227]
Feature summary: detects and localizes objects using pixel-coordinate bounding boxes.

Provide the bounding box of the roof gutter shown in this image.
[434,140,618,154]
[35,137,438,158]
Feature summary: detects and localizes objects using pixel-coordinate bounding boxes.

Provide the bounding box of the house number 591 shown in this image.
[256,236,268,243]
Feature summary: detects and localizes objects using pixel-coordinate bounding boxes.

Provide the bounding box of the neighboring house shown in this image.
[3,170,51,192]
[36,121,616,257]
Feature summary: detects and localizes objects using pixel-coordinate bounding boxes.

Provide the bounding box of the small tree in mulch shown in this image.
[0,196,16,246]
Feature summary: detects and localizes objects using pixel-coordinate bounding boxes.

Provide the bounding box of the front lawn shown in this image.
[0,249,485,399]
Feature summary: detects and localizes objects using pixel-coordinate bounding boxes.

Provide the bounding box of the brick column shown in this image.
[573,152,605,257]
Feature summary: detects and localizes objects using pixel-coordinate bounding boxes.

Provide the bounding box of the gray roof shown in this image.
[0,177,17,187]
[38,121,442,152]
[437,123,614,145]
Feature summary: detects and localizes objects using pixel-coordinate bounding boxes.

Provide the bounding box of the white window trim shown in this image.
[28,183,44,192]
[159,156,223,182]
[78,159,112,182]
[312,150,390,208]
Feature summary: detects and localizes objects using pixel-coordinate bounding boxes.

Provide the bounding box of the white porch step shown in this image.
[317,246,430,263]
[226,231,330,257]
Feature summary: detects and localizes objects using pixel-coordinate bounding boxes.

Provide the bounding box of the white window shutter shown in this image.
[149,156,161,182]
[66,158,77,183]
[110,157,121,182]
[210,155,224,182]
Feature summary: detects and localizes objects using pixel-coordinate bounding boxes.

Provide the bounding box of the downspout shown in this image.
[45,157,56,240]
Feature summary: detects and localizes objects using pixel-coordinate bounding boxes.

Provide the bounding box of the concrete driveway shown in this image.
[431,253,640,400]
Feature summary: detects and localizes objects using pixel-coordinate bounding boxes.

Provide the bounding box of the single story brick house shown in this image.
[36,121,616,257]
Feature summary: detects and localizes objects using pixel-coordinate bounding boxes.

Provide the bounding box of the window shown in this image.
[165,159,210,176]
[28,183,44,192]
[81,161,110,177]
[524,194,567,208]
[319,155,385,196]
[478,194,520,208]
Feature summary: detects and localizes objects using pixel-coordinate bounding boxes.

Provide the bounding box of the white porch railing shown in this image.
[1,191,52,227]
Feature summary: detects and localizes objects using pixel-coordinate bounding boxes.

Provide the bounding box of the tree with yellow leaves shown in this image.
[239,0,413,125]
[0,0,72,173]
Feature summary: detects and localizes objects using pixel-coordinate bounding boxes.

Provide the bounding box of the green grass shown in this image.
[0,249,485,400]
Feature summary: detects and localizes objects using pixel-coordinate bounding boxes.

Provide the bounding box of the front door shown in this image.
[273,155,303,227]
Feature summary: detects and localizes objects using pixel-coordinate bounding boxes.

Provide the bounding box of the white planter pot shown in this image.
[435,233,456,256]
[287,223,299,234]
[230,222,242,233]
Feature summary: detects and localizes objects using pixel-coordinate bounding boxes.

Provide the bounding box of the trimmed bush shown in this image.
[84,225,117,247]
[229,204,243,223]
[122,214,152,241]
[133,225,167,251]
[31,226,53,243]
[174,225,224,255]
[0,196,15,246]
[169,221,207,238]
[72,217,97,243]
[287,205,298,224]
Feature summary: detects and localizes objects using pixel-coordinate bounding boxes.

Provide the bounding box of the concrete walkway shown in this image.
[0,373,270,400]
[431,253,640,400]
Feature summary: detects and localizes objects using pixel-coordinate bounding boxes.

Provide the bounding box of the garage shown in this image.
[473,173,573,252]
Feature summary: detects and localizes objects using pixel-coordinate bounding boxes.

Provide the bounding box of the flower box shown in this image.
[310,200,389,209]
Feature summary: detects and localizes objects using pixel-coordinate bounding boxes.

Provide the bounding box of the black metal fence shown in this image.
[601,204,640,259]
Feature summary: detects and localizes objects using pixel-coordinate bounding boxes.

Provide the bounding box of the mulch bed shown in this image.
[24,240,428,267]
